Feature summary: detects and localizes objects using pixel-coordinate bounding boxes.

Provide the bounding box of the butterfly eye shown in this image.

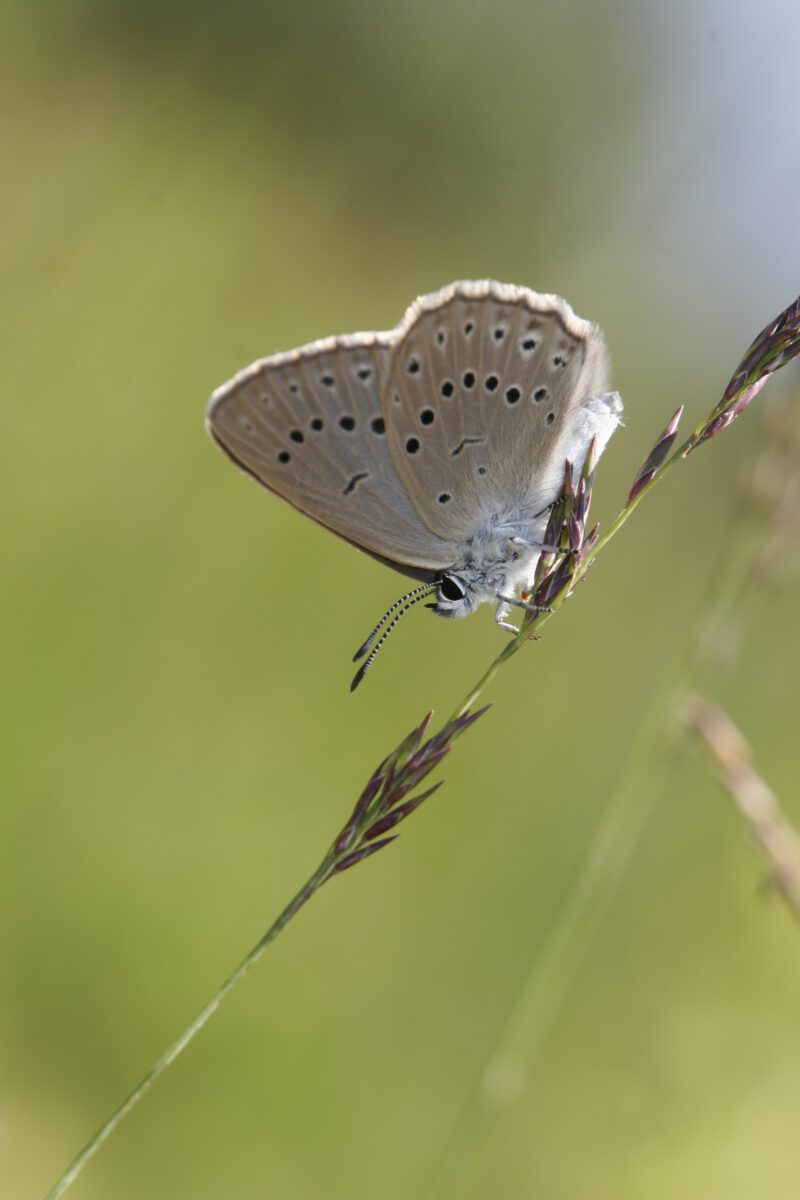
[440,575,466,602]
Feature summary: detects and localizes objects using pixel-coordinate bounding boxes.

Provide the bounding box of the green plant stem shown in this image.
[43,855,336,1200]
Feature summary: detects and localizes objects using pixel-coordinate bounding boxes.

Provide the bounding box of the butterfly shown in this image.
[206,280,622,689]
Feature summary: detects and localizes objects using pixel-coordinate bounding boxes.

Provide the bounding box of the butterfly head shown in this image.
[426,572,473,618]
[425,531,537,619]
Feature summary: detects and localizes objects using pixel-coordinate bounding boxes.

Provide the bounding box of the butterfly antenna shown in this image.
[352,582,437,662]
[351,585,437,692]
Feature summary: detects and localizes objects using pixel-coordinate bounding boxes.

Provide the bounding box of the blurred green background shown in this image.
[2,2,800,1198]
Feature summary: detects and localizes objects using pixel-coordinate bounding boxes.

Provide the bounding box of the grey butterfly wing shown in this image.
[206,334,459,578]
[382,281,621,540]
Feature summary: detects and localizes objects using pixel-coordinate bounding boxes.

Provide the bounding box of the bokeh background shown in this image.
[2,2,800,1198]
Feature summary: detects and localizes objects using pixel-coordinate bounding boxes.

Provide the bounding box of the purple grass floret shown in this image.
[334,771,385,854]
[424,704,492,757]
[329,705,491,875]
[628,405,684,501]
[529,460,582,609]
[384,748,451,808]
[569,479,587,551]
[543,493,566,548]
[363,782,444,842]
[389,710,434,768]
[696,378,769,445]
[722,295,800,402]
[690,294,800,451]
[578,524,600,565]
[581,434,598,485]
[332,836,399,874]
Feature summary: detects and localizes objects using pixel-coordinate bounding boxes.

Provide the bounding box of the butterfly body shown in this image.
[207,281,622,681]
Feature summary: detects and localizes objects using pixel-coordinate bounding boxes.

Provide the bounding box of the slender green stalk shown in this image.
[43,857,336,1200]
[42,705,483,1200]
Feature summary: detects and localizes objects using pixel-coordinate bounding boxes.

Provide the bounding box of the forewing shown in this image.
[207,335,458,576]
[382,281,614,539]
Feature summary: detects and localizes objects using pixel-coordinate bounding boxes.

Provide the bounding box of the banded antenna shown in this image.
[351,583,438,692]
[352,582,438,662]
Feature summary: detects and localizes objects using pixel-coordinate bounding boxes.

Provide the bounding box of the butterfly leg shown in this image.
[494,597,520,635]
[496,592,553,620]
